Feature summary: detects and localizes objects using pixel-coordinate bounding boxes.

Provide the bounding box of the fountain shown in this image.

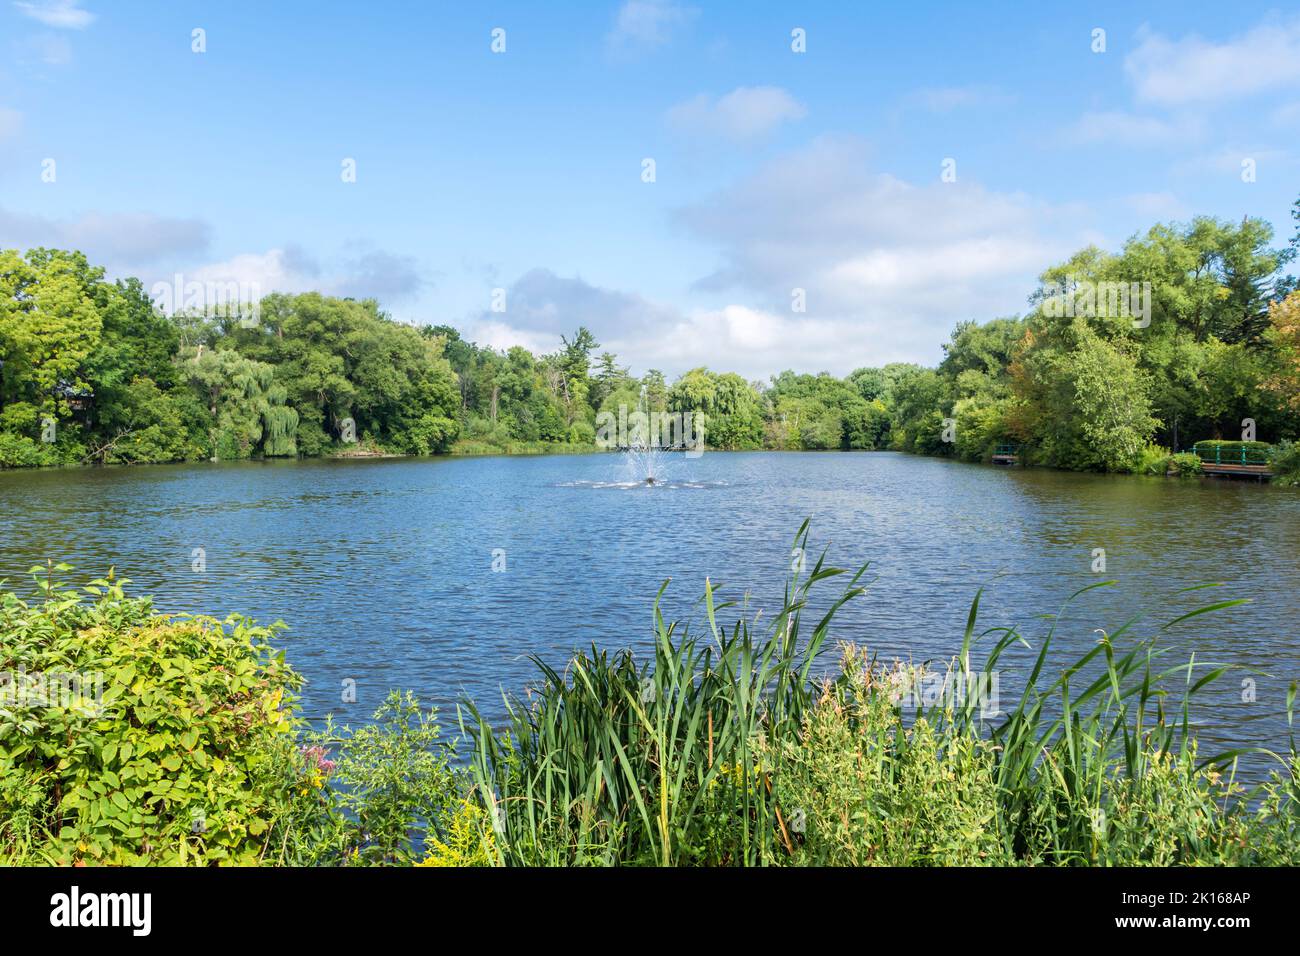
[626,440,666,485]
[624,387,668,486]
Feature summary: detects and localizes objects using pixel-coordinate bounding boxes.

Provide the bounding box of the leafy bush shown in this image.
[1271,440,1300,486]
[1132,443,1171,475]
[764,647,1012,865]
[0,570,467,867]
[0,564,310,864]
[302,690,461,865]
[1133,446,1203,476]
[416,798,497,867]
[0,431,62,468]
[1166,452,1203,476]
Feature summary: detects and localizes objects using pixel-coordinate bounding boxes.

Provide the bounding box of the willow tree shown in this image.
[260,382,299,457]
[185,349,298,459]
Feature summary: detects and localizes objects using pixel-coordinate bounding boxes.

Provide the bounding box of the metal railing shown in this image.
[1190,442,1273,466]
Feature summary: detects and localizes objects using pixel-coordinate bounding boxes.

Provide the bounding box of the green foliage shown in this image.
[89,377,205,464]
[0,249,103,421]
[304,691,460,865]
[0,564,307,864]
[0,570,469,867]
[1270,440,1300,486]
[415,798,497,867]
[765,647,1012,866]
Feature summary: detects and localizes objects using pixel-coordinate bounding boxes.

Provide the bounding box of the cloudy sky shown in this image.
[2,1,1298,377]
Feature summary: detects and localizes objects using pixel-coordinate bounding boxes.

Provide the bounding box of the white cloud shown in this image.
[606,0,696,55]
[464,319,560,357]
[463,267,678,348]
[666,137,1080,371]
[1125,15,1300,106]
[629,304,856,378]
[463,138,1087,377]
[186,249,310,298]
[667,86,806,141]
[13,0,94,29]
[0,206,211,269]
[1064,110,1203,147]
[185,245,427,304]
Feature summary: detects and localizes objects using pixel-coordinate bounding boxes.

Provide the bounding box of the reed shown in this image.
[458,523,1299,866]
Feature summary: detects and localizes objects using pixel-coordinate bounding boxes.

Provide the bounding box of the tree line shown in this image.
[1,202,1298,472]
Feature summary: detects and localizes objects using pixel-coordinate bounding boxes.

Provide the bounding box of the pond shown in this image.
[1,451,1297,776]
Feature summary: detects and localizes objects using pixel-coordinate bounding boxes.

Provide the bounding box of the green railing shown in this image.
[993,443,1020,457]
[1191,442,1273,466]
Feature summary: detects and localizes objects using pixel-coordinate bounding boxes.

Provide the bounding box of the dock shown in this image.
[991,443,1020,465]
[1190,442,1274,481]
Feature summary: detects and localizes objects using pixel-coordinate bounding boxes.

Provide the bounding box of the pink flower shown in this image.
[299,744,336,774]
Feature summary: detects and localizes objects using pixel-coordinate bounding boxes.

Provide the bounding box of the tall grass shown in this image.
[459,522,1299,866]
[458,520,867,865]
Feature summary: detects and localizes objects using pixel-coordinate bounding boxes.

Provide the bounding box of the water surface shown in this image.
[1,451,1297,775]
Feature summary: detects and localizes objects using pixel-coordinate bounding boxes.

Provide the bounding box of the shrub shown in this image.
[1271,440,1300,487]
[763,647,1012,866]
[302,690,460,865]
[0,564,310,864]
[1166,452,1203,476]
[416,798,497,867]
[1132,443,1171,475]
[567,420,596,445]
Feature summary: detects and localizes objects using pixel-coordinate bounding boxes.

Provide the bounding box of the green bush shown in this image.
[301,690,461,865]
[1136,445,1203,476]
[1132,443,1171,475]
[0,431,61,468]
[0,564,311,864]
[1271,440,1300,487]
[764,647,1012,865]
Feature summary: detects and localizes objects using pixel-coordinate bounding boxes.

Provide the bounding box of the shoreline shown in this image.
[0,443,1290,486]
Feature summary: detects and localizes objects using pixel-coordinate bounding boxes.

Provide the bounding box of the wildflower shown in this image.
[298,744,336,790]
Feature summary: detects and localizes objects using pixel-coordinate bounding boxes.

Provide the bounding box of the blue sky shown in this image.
[2,0,1298,376]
